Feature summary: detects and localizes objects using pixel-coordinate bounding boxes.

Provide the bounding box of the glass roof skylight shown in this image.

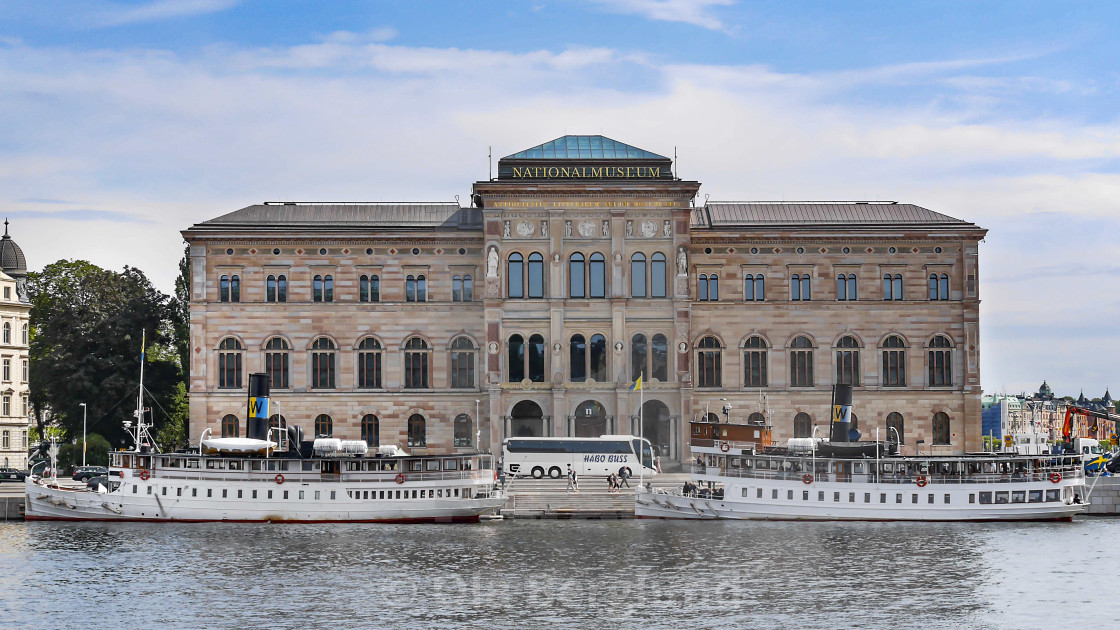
[504,135,667,160]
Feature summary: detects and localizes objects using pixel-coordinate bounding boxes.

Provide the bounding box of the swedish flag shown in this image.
[629,375,642,391]
[1086,454,1109,473]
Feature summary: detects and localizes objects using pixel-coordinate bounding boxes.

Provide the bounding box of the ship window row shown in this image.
[347,488,470,500]
[218,336,478,391]
[749,487,957,505]
[688,272,953,302]
[218,273,476,303]
[695,334,955,390]
[141,485,339,501]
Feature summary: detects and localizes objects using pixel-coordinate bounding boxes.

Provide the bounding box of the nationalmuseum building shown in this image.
[183,136,987,464]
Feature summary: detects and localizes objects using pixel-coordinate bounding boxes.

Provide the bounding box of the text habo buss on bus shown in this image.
[502,435,656,479]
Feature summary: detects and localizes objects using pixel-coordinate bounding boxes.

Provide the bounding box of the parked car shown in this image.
[72,466,108,482]
[0,468,26,482]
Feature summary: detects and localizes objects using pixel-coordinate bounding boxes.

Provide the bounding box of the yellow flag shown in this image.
[629,375,642,391]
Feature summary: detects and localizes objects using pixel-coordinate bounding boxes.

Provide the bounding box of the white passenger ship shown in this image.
[26,373,503,523]
[636,387,1088,522]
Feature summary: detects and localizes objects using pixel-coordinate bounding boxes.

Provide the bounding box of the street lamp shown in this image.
[79,403,87,467]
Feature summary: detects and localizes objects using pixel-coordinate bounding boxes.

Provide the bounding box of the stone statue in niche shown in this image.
[503,221,511,238]
[540,220,548,237]
[663,220,671,237]
[602,220,609,237]
[487,246,499,278]
[677,246,687,276]
[565,220,572,237]
[625,220,634,237]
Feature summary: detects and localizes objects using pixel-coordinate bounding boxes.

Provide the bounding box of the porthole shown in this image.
[796,247,804,254]
[889,247,897,254]
[843,247,850,254]
[935,247,943,254]
[272,248,280,255]
[366,248,373,255]
[319,248,327,255]
[226,248,234,255]
[458,247,466,255]
[750,247,758,255]
[704,247,712,254]
[412,248,420,255]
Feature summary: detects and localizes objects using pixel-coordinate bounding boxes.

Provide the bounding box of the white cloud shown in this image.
[586,0,735,31]
[0,35,1117,393]
[96,0,241,27]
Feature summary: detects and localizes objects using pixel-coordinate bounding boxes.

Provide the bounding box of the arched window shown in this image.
[631,253,647,298]
[361,275,380,302]
[589,334,607,382]
[230,275,240,302]
[929,273,949,300]
[361,414,379,447]
[528,334,545,383]
[696,336,722,388]
[357,338,383,388]
[791,274,811,301]
[408,414,426,447]
[883,274,902,300]
[313,275,324,302]
[651,253,667,298]
[881,335,906,387]
[569,253,585,298]
[269,414,286,437]
[221,414,239,438]
[218,338,242,389]
[932,412,950,445]
[276,275,287,302]
[651,333,669,382]
[21,323,28,345]
[790,336,814,387]
[311,337,336,389]
[314,414,333,437]
[453,274,473,302]
[404,337,430,389]
[507,334,525,382]
[264,337,289,389]
[589,253,606,298]
[631,333,647,382]
[793,412,812,438]
[928,335,953,386]
[743,336,768,388]
[527,254,544,298]
[323,275,333,302]
[837,274,857,301]
[570,334,587,382]
[406,275,426,302]
[266,275,277,302]
[2,322,9,344]
[744,274,764,301]
[747,412,766,425]
[454,414,472,447]
[450,337,476,388]
[698,274,719,301]
[834,336,860,386]
[698,274,708,301]
[507,253,524,298]
[886,412,905,444]
[219,275,230,302]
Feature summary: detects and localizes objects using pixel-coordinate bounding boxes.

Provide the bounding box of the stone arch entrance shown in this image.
[510,400,546,437]
[573,400,608,437]
[639,400,674,460]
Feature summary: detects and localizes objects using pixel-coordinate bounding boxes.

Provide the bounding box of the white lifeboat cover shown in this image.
[201,437,277,454]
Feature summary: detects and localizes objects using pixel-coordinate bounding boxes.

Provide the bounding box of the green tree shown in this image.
[28,260,180,447]
[170,244,191,380]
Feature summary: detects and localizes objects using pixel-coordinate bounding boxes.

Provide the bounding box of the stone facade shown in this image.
[183,136,987,462]
[0,271,31,469]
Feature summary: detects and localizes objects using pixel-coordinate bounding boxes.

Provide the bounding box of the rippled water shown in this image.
[0,517,1115,629]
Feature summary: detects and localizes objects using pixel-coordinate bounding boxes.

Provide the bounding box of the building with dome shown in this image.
[0,220,31,469]
[183,136,988,462]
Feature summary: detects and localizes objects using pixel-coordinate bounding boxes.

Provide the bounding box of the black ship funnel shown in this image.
[829,384,853,443]
[247,373,270,441]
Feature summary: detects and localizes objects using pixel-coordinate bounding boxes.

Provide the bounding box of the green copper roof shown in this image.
[504,135,668,160]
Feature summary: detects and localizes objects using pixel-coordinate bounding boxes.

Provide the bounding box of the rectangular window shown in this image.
[995,491,1009,504]
[756,488,762,498]
[1011,491,1026,504]
[1045,489,1060,502]
[848,492,855,502]
[927,494,934,504]
[944,494,951,504]
[787,490,793,500]
[771,489,778,499]
[283,491,289,499]
[864,493,871,503]
[161,487,167,496]
[222,489,227,498]
[911,494,918,504]
[833,492,840,502]
[969,493,975,504]
[1028,490,1043,503]
[979,492,992,504]
[896,493,903,504]
[742,488,749,498]
[818,491,824,501]
[803,491,809,500]
[880,493,886,503]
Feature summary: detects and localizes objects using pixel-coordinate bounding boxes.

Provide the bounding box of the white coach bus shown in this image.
[501,435,656,479]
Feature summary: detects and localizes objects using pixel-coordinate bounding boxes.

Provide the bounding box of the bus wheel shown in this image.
[531,467,545,479]
[620,467,632,477]
[548,467,563,479]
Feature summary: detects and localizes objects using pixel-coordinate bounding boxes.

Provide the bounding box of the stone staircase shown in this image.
[500,474,688,519]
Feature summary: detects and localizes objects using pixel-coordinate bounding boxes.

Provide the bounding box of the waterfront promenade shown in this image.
[500,473,689,519]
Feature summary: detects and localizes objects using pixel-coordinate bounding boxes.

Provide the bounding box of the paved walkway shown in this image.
[499,473,689,519]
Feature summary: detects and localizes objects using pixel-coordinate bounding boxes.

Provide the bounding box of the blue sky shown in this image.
[1,0,1118,396]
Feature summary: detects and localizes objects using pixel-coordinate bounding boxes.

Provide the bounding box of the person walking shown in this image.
[619,467,631,488]
[607,473,617,493]
[572,468,579,493]
[566,464,575,493]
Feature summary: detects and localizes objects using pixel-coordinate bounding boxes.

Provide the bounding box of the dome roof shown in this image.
[1038,380,1052,397]
[0,220,27,277]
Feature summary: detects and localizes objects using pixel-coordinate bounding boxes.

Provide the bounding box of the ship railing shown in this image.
[148,470,496,484]
[691,465,1085,484]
